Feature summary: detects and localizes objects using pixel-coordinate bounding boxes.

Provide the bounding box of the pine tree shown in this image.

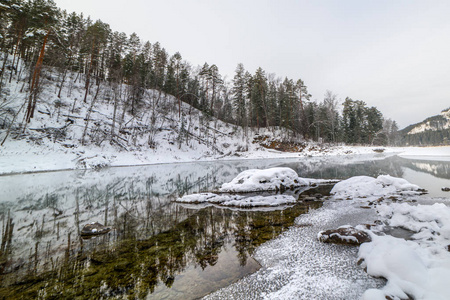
[232,63,247,126]
[250,67,267,127]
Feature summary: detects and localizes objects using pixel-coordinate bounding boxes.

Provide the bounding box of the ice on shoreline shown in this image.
[205,173,450,300]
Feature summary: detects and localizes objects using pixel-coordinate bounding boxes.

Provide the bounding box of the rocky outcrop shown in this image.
[317,226,371,246]
[81,222,111,238]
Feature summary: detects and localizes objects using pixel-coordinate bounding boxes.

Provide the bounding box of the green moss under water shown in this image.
[0,193,325,299]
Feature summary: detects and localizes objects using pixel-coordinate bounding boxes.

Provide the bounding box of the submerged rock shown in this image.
[81,222,111,237]
[300,193,323,202]
[317,226,371,246]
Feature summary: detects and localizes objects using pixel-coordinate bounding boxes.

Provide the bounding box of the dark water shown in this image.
[0,154,449,298]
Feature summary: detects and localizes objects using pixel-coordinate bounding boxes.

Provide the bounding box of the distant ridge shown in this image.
[400,108,450,146]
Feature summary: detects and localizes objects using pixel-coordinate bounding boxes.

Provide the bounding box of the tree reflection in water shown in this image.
[1,155,423,298]
[0,187,325,299]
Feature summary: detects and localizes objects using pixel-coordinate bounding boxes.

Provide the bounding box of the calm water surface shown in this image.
[0,154,449,298]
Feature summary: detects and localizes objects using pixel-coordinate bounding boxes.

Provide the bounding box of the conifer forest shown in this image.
[0,0,397,148]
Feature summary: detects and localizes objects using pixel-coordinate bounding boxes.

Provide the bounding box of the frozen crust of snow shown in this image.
[176,193,297,207]
[331,175,422,200]
[219,167,308,192]
[377,202,450,236]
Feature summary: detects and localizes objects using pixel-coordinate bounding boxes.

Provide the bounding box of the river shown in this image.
[0,153,449,298]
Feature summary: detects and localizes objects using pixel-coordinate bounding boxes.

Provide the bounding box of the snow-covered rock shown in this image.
[407,108,450,135]
[318,225,372,246]
[81,222,112,237]
[176,167,335,208]
[219,167,309,193]
[331,175,423,200]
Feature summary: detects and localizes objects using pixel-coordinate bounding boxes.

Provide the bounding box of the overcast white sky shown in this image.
[53,0,450,128]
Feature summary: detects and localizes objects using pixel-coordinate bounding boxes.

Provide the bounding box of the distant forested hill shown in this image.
[400,108,450,146]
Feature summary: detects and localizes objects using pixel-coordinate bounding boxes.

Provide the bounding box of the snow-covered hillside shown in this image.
[400,108,450,146]
[407,108,450,135]
[0,55,393,175]
[0,57,285,171]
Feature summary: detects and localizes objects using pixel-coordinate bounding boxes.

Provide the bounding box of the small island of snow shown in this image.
[219,167,309,193]
[177,192,297,208]
[330,175,424,200]
[177,167,334,208]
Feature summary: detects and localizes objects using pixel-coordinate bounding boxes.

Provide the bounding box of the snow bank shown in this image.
[328,175,450,299]
[219,167,309,193]
[358,202,450,300]
[177,192,297,208]
[377,203,450,237]
[359,235,450,300]
[331,175,422,200]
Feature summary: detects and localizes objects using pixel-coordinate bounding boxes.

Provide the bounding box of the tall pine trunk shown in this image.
[24,30,50,125]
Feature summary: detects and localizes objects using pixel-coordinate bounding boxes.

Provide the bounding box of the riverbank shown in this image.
[1,136,449,175]
[205,167,450,300]
[205,198,386,299]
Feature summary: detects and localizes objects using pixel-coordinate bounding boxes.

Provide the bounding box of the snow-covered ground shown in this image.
[0,56,407,176]
[2,135,449,175]
[395,146,450,162]
[204,192,386,299]
[1,145,449,298]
